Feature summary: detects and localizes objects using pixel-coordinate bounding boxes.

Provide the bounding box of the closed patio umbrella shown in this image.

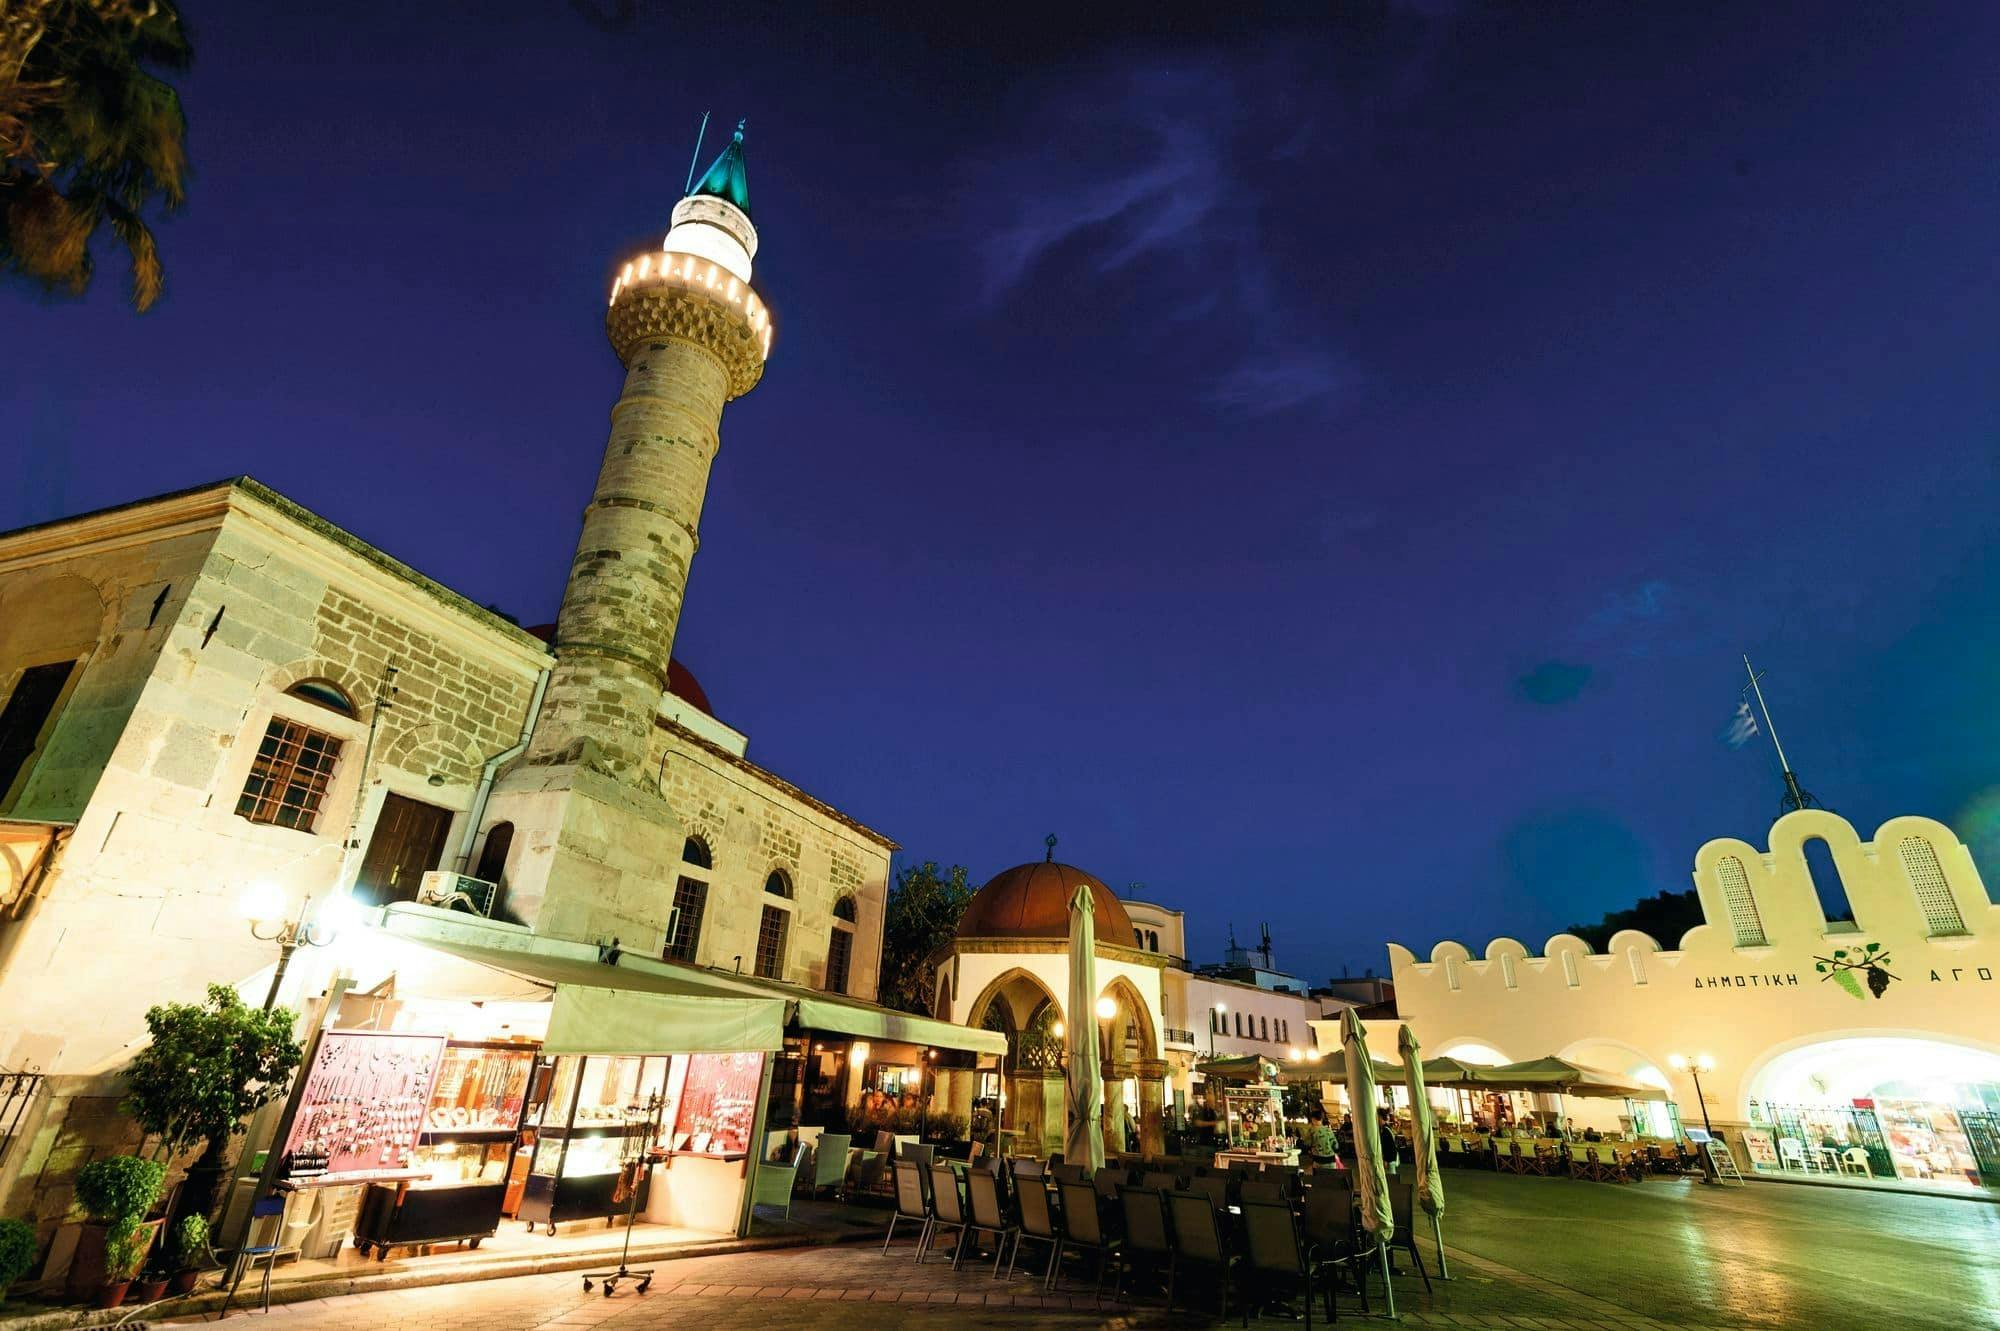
[1342,1009,1396,1319]
[1399,1024,1448,1279]
[1064,882,1105,1173]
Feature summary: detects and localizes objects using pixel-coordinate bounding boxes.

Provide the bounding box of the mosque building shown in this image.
[0,125,998,1266]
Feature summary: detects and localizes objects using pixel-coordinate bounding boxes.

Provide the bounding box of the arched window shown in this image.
[286,679,357,719]
[1716,855,1768,947]
[1134,928,1144,947]
[1898,836,1968,937]
[665,836,711,963]
[1802,837,1853,926]
[474,821,513,884]
[826,895,857,993]
[1147,930,1159,952]
[765,868,793,898]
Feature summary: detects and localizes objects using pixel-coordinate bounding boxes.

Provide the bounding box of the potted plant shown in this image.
[167,1214,208,1295]
[0,1218,37,1305]
[97,1223,145,1309]
[66,1155,166,1302]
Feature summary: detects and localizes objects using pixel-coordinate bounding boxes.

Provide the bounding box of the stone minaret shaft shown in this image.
[529,185,770,779]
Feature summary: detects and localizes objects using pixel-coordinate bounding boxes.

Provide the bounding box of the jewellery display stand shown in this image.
[581,1093,663,1297]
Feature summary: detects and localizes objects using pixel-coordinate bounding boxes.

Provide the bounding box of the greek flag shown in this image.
[1724,699,1758,749]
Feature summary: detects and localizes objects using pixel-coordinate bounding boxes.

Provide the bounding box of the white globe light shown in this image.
[1094,996,1117,1021]
[239,881,285,925]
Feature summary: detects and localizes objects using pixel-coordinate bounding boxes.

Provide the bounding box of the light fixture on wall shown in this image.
[1094,995,1117,1021]
[240,883,348,1011]
[1051,1020,1066,1039]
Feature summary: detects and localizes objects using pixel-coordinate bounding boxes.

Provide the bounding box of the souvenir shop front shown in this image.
[237,912,795,1269]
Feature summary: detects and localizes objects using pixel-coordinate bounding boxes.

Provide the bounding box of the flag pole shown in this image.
[1742,655,1819,813]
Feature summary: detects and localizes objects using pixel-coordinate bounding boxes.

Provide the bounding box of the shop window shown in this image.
[285,678,357,718]
[473,821,513,884]
[0,659,77,808]
[665,876,707,962]
[236,716,343,831]
[1802,837,1853,926]
[764,868,793,899]
[1897,836,1968,937]
[1716,855,1768,947]
[754,903,789,979]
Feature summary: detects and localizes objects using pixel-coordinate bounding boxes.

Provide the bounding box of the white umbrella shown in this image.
[1065,881,1105,1173]
[1342,1008,1396,1319]
[1399,1024,1448,1280]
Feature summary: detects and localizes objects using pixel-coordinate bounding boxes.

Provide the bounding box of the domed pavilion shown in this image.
[936,843,1168,1157]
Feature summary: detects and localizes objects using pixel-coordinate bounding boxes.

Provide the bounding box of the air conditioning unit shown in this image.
[418,871,499,918]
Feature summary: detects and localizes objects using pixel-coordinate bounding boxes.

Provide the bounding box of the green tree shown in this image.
[122,984,301,1221]
[1,0,190,311]
[1565,888,1703,953]
[878,861,972,1015]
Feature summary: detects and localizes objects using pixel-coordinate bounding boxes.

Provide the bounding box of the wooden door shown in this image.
[355,793,454,905]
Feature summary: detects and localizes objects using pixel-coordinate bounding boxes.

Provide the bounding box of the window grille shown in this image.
[755,904,789,978]
[1716,855,1768,946]
[1898,836,1968,937]
[825,926,853,992]
[236,717,342,831]
[664,876,707,961]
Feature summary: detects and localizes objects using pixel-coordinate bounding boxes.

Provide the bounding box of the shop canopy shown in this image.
[371,906,1004,1059]
[1465,1057,1654,1099]
[1197,1053,1406,1084]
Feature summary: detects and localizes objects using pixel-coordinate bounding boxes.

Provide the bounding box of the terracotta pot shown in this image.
[66,1217,165,1300]
[96,1280,131,1310]
[132,1276,170,1303]
[168,1269,201,1296]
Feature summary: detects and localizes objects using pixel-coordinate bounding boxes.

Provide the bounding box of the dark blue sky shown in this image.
[8,2,1998,978]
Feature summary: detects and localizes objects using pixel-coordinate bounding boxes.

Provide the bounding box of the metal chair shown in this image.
[1240,1197,1338,1328]
[922,1163,970,1265]
[1386,1181,1433,1292]
[1165,1189,1239,1317]
[1053,1179,1120,1301]
[884,1158,932,1257]
[1093,1166,1130,1200]
[1141,1170,1182,1194]
[964,1168,1018,1277]
[1009,1175,1062,1288]
[1240,1179,1286,1204]
[809,1132,854,1198]
[1115,1187,1172,1305]
[218,1194,297,1318]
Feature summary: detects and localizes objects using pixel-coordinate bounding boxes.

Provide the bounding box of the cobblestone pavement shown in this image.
[161,1171,2000,1331]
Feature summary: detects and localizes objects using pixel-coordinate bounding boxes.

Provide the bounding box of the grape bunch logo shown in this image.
[1815,943,1896,1000]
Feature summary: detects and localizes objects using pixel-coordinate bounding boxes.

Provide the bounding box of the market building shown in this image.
[1389,809,2000,1190]
[0,124,999,1280]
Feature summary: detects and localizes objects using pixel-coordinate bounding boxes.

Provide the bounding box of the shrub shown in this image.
[0,1218,37,1300]
[102,1222,146,1282]
[170,1214,208,1270]
[73,1156,165,1227]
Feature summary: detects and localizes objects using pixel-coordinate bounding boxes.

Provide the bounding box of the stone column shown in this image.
[1136,1061,1168,1158]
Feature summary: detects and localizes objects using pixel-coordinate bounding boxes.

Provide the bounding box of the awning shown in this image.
[1469,1057,1654,1099]
[370,906,1001,1056]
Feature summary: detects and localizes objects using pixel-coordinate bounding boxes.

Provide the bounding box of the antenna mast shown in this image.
[682,111,711,196]
[1742,655,1820,814]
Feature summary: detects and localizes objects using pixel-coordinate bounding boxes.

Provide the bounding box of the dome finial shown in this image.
[686,114,752,218]
[1044,833,1058,863]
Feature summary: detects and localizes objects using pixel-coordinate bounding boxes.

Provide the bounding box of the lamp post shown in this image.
[1667,1052,1716,1136]
[240,884,345,1011]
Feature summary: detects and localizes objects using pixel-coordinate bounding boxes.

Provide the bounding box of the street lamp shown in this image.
[1667,1052,1716,1137]
[1094,995,1117,1021]
[240,884,347,1010]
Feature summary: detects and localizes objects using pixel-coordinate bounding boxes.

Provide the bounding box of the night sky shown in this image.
[8,2,1998,979]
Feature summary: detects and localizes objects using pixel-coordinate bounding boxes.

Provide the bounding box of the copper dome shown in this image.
[956,860,1136,943]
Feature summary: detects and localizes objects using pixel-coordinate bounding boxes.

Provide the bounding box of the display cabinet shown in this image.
[518,1055,668,1232]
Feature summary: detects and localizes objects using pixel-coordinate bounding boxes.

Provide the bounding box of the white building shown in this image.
[1390,809,2000,1189]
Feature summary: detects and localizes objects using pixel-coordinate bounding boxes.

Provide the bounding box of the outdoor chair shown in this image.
[1051,1161,1088,1184]
[809,1132,854,1199]
[1008,1172,1063,1288]
[1142,1170,1183,1194]
[1240,1196,1339,1328]
[1189,1172,1231,1214]
[1779,1138,1813,1173]
[1053,1179,1120,1301]
[922,1163,971,1266]
[1302,1178,1354,1257]
[1115,1187,1174,1305]
[964,1168,1019,1276]
[1240,1179,1286,1205]
[750,1139,806,1221]
[218,1194,299,1318]
[1499,1141,1525,1175]
[1165,1189,1240,1318]
[852,1146,889,1196]
[1386,1182,1433,1292]
[900,1140,936,1175]
[884,1159,933,1257]
[1094,1166,1131,1199]
[1012,1156,1046,1179]
[1840,1147,1873,1178]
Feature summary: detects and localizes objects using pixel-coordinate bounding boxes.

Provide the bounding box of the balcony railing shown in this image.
[1164,1028,1197,1048]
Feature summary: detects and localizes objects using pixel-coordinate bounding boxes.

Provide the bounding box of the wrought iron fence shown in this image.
[1164,1027,1197,1047]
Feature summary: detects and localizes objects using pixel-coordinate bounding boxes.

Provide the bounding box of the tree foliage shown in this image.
[1,0,190,311]
[122,984,302,1164]
[878,861,973,1015]
[1565,888,1703,952]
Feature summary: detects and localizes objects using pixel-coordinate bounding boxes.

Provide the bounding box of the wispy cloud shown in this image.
[972,62,1349,417]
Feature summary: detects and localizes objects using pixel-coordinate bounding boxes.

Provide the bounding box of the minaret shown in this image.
[492,122,771,949]
[526,122,771,778]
